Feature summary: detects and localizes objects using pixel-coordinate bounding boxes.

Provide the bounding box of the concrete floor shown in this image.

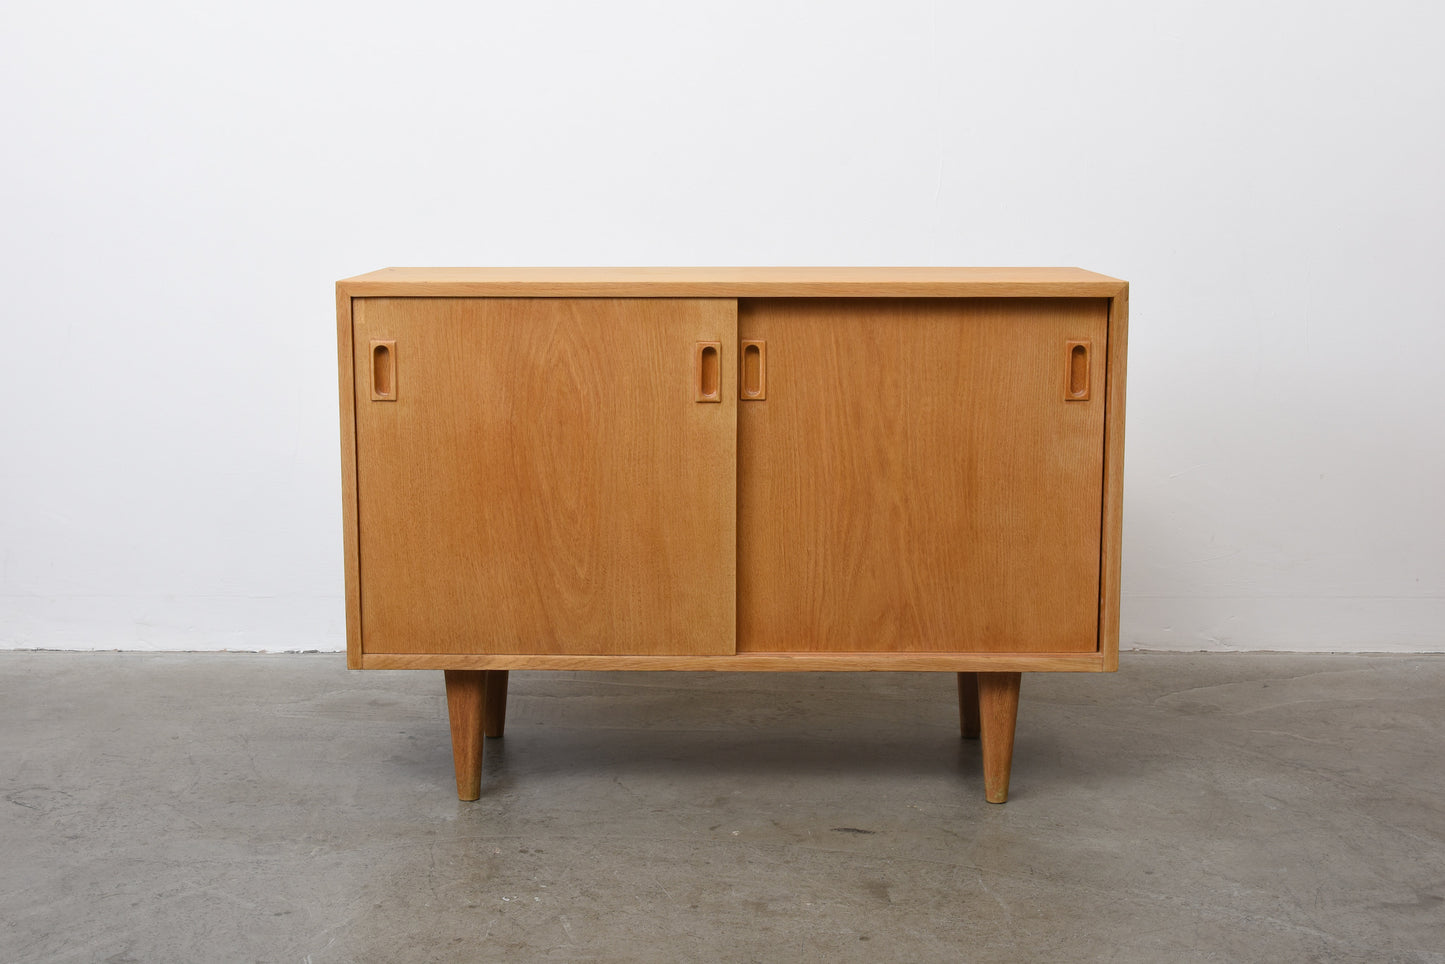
[1,654,1441,963]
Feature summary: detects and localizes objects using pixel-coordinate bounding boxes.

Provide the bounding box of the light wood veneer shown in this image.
[337,267,1128,804]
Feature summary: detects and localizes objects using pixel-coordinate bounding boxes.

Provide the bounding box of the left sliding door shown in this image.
[352,297,737,657]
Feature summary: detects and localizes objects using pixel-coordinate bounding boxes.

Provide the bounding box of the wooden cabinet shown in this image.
[337,268,1129,803]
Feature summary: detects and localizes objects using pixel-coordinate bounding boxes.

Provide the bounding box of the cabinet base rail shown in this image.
[368,652,1106,673]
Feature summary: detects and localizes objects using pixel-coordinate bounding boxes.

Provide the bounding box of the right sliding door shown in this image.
[737,298,1109,654]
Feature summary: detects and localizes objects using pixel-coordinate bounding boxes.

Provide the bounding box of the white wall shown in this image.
[2,0,1441,653]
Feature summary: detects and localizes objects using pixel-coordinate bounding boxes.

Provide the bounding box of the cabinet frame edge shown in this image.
[1098,286,1129,672]
[335,274,1127,300]
[336,285,362,669]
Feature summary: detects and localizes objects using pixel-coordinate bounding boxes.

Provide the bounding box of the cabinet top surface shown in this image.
[338,267,1127,298]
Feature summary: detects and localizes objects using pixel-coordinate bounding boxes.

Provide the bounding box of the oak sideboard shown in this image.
[336,267,1128,803]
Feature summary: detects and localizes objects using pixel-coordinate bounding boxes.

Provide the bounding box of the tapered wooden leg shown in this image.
[444,670,486,801]
[957,672,980,739]
[977,672,1022,804]
[484,670,509,738]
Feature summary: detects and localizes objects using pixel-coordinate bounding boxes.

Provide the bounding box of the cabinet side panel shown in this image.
[354,298,736,657]
[337,288,362,668]
[1099,288,1129,671]
[737,298,1108,654]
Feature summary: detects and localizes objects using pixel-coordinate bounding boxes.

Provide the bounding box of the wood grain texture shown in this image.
[337,270,1129,688]
[958,672,981,739]
[1099,288,1129,672]
[335,288,362,670]
[360,652,1106,672]
[483,670,508,738]
[737,298,1108,653]
[978,672,1022,803]
[353,297,737,657]
[337,267,1127,299]
[444,670,485,800]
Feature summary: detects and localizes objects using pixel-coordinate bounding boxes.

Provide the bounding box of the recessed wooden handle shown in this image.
[1064,341,1090,401]
[370,340,396,401]
[740,340,766,400]
[695,342,721,402]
